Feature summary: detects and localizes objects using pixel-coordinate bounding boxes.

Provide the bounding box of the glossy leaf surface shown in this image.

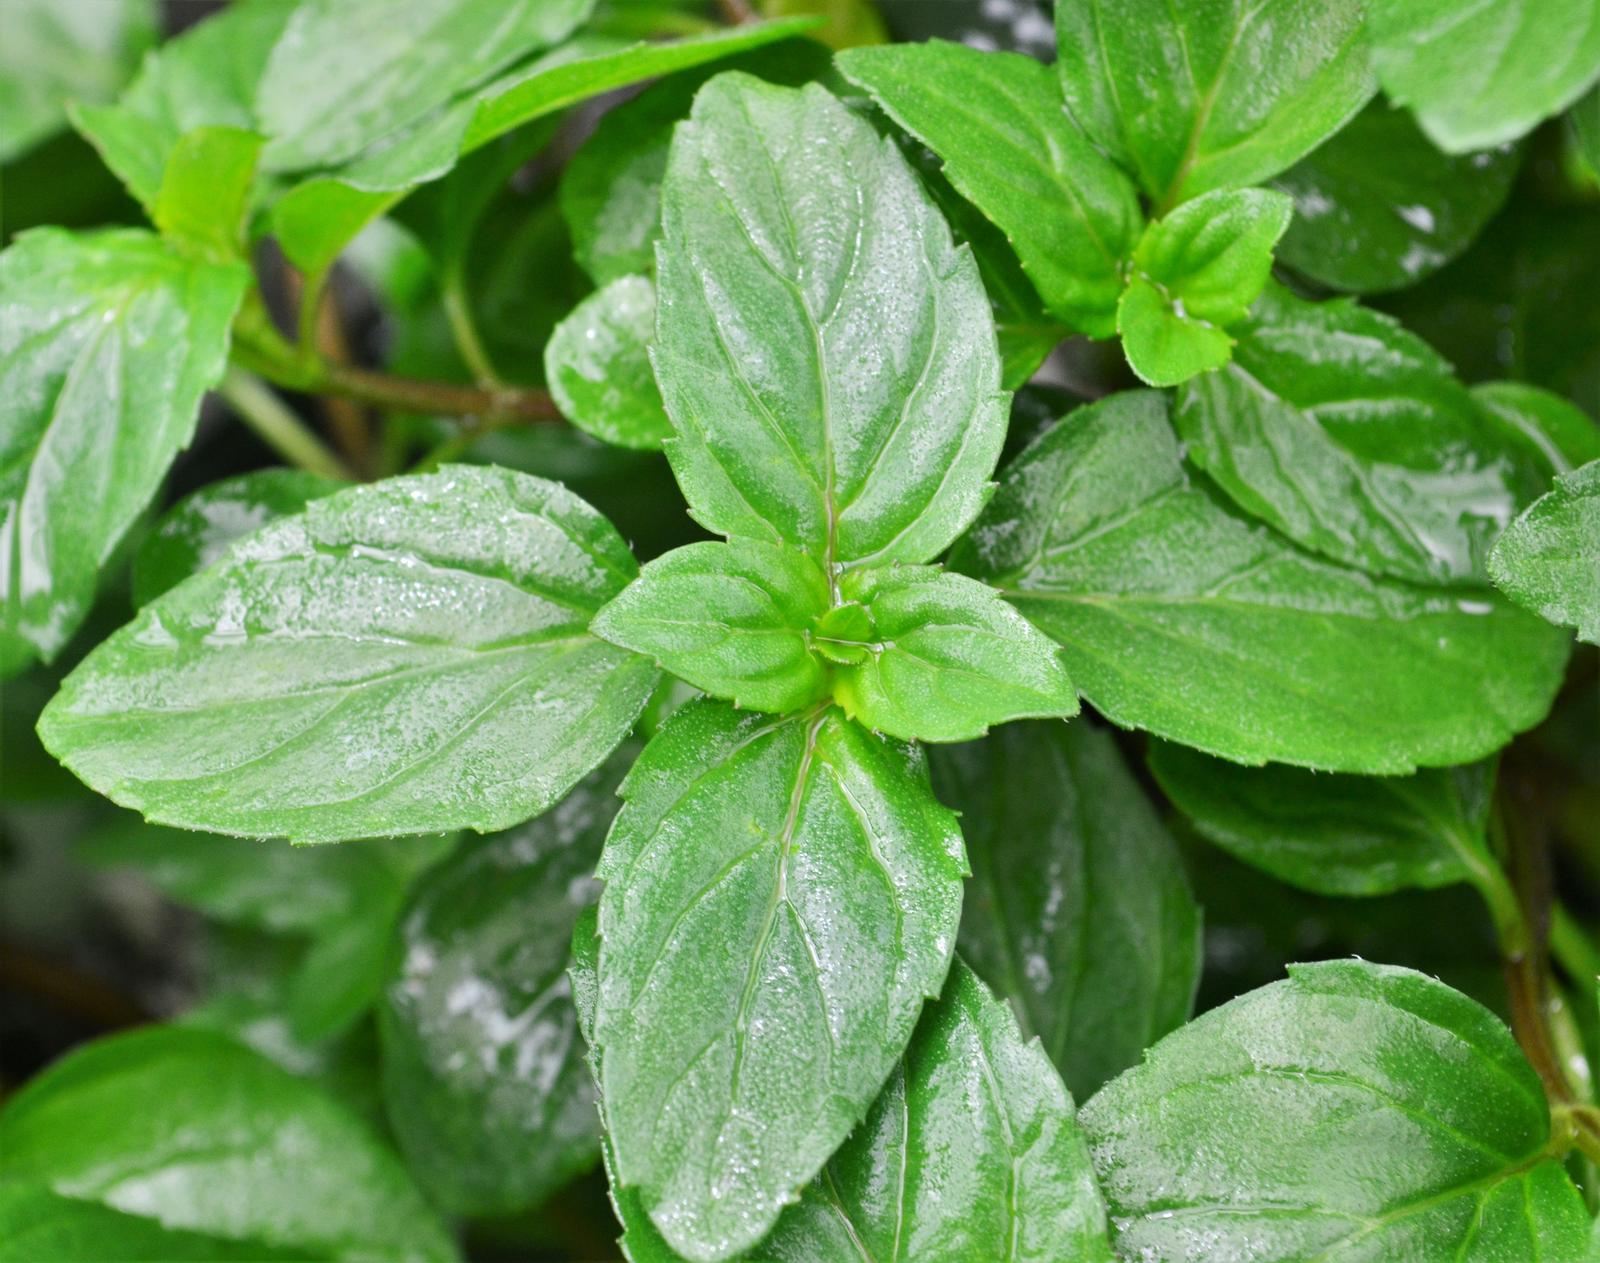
[1473,382,1600,476]
[1054,0,1374,206]
[830,566,1077,743]
[1175,283,1547,585]
[545,274,672,450]
[838,40,1142,338]
[1150,743,1497,896]
[1364,0,1600,152]
[593,700,965,1260]
[653,74,1006,569]
[0,1026,457,1262]
[1489,458,1600,644]
[0,1184,294,1263]
[1079,960,1592,1261]
[0,228,247,675]
[1272,102,1520,293]
[951,391,1569,773]
[40,467,657,842]
[932,722,1199,1100]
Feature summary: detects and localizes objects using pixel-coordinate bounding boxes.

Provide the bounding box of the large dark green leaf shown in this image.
[0,227,247,675]
[932,722,1199,1100]
[592,700,965,1260]
[0,1183,296,1262]
[1473,382,1600,476]
[653,74,1006,569]
[951,390,1569,773]
[838,40,1142,338]
[1055,0,1373,207]
[0,1026,457,1262]
[1490,459,1600,645]
[1174,283,1548,585]
[1079,960,1591,1261]
[40,467,657,842]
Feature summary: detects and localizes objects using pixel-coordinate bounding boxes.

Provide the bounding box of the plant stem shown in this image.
[441,270,503,388]
[323,363,562,421]
[718,0,756,23]
[217,367,354,481]
[1551,903,1600,987]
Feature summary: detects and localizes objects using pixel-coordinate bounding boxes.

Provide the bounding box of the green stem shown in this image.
[1551,904,1600,986]
[217,368,353,481]
[441,270,503,388]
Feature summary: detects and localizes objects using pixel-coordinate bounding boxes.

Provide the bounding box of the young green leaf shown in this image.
[1272,102,1520,294]
[1055,0,1374,207]
[1572,83,1600,175]
[1473,381,1600,476]
[39,467,658,842]
[153,127,263,263]
[1079,960,1592,1261]
[593,700,965,1261]
[132,469,347,606]
[950,391,1569,773]
[653,74,1007,569]
[1118,187,1293,386]
[592,539,829,715]
[379,750,630,1218]
[829,566,1078,743]
[932,722,1200,1100]
[1363,0,1600,152]
[545,274,673,450]
[0,228,248,676]
[1175,282,1549,585]
[1489,459,1600,644]
[0,1026,458,1262]
[1149,743,1498,897]
[838,40,1143,338]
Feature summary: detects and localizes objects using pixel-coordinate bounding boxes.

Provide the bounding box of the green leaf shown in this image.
[0,1183,298,1262]
[1055,0,1374,207]
[0,228,248,676]
[69,0,294,212]
[1078,959,1592,1262]
[1174,282,1548,585]
[1490,459,1600,645]
[1473,381,1600,477]
[1118,187,1293,387]
[132,469,347,606]
[654,74,1007,570]
[830,565,1077,743]
[256,0,594,172]
[0,0,155,163]
[545,274,673,450]
[1149,742,1498,897]
[1364,0,1600,152]
[838,40,1143,338]
[1572,84,1600,175]
[592,539,829,715]
[1272,101,1520,294]
[39,466,658,842]
[950,390,1569,773]
[932,722,1200,1100]
[592,700,965,1260]
[379,750,630,1218]
[0,1026,458,1262]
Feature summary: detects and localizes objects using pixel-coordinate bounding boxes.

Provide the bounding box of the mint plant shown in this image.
[2,1,1599,1261]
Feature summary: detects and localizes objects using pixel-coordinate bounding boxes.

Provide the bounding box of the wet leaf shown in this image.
[1490,458,1600,644]
[0,1183,297,1262]
[1472,382,1600,477]
[545,274,672,451]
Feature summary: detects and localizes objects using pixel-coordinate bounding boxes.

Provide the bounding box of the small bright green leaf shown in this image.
[0,1026,458,1262]
[1272,101,1520,293]
[1055,0,1374,206]
[932,722,1200,1100]
[839,40,1142,338]
[1572,84,1600,175]
[1473,381,1600,477]
[951,390,1569,773]
[592,539,829,715]
[545,274,672,450]
[655,74,1006,569]
[132,469,346,606]
[1175,282,1549,585]
[830,565,1078,743]
[1118,187,1293,386]
[593,700,965,1260]
[1364,0,1600,152]
[153,127,263,263]
[1079,959,1592,1262]
[0,0,156,163]
[0,228,248,676]
[69,0,293,212]
[1490,458,1600,644]
[1150,742,1498,897]
[257,0,594,172]
[379,751,630,1218]
[40,467,658,842]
